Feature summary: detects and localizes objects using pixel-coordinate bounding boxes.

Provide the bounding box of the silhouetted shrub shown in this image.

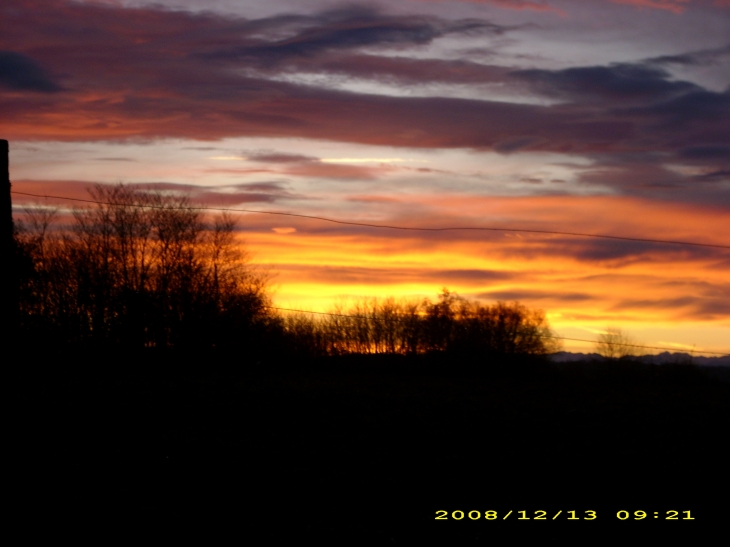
[595,326,642,359]
[281,289,560,358]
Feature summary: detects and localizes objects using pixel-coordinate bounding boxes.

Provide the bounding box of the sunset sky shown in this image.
[3,0,729,354]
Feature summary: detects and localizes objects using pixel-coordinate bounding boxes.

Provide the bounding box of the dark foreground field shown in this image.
[18,353,729,541]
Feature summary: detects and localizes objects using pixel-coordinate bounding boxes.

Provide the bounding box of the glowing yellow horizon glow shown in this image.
[231,194,730,357]
[657,341,699,350]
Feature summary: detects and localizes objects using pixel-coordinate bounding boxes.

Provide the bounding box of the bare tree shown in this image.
[595,327,640,359]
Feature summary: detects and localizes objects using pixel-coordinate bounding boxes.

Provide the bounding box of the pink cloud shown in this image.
[283,162,391,180]
[11,180,99,204]
[202,163,386,180]
[608,0,691,13]
[10,179,299,209]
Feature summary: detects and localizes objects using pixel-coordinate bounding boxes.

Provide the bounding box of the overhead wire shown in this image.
[11,190,730,356]
[11,190,730,250]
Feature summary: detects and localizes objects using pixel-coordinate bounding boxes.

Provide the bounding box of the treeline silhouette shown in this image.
[283,292,559,358]
[15,184,558,361]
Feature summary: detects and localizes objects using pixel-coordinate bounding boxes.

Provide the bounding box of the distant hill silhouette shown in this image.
[551,350,730,366]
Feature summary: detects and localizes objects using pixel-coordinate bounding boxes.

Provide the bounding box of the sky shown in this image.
[2,0,729,355]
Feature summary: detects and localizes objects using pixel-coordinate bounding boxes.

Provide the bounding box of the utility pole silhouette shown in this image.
[2,139,18,336]
[2,141,9,238]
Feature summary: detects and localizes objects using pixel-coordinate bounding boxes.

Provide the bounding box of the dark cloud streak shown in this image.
[512,63,701,104]
[645,43,730,67]
[199,6,509,65]
[0,51,61,92]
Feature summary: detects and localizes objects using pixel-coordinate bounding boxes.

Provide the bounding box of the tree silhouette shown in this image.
[281,289,560,358]
[595,326,640,359]
[16,184,272,351]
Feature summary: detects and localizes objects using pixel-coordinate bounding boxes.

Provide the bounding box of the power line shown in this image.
[12,189,730,356]
[11,190,730,250]
[265,306,730,356]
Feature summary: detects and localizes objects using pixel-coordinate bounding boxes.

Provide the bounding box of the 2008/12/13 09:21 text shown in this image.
[435,510,695,520]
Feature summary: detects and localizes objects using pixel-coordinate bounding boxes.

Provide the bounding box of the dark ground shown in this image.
[17,352,729,541]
